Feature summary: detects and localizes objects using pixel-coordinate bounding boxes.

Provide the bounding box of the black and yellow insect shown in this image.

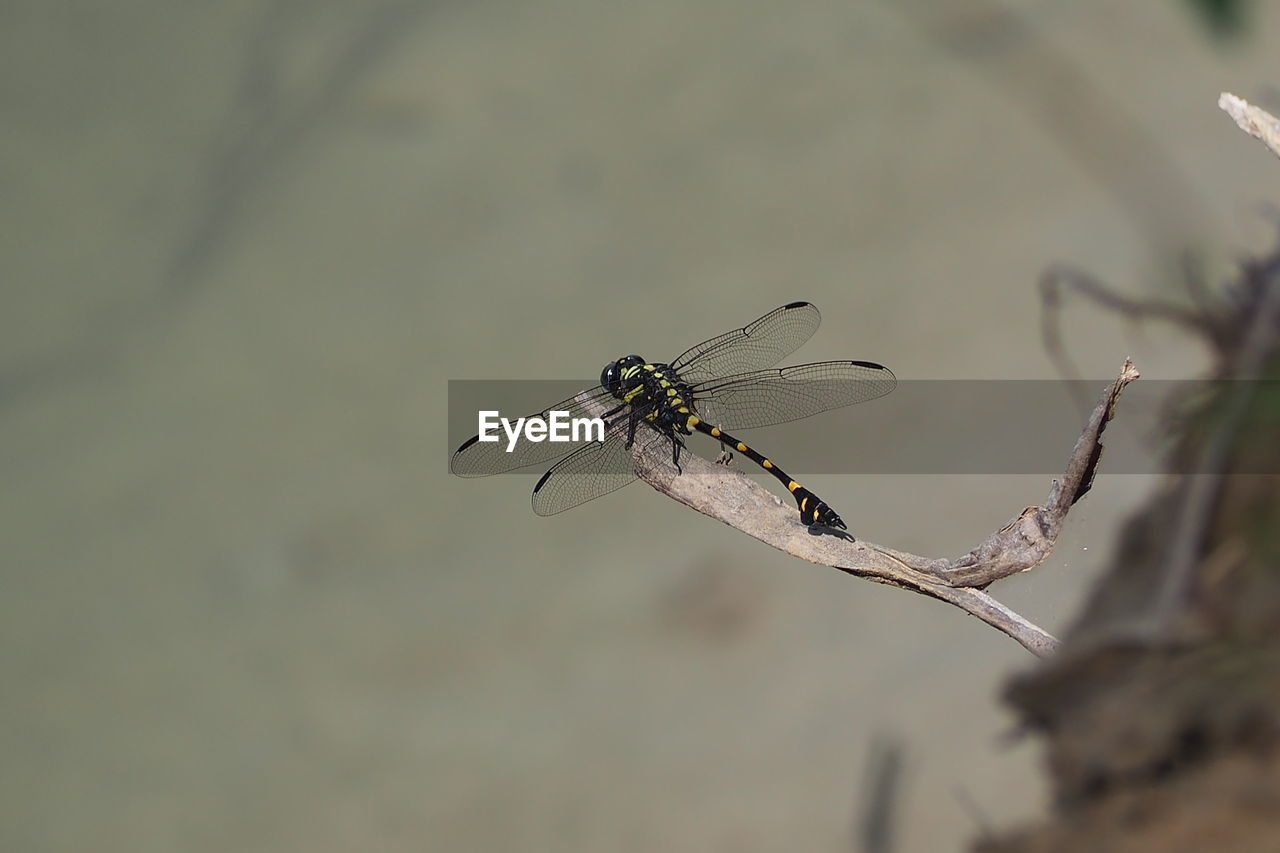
[450,302,895,529]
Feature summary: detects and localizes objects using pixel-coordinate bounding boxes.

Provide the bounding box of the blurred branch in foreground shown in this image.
[979,92,1280,853]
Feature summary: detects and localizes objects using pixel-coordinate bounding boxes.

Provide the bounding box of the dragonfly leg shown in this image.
[714,427,734,465]
[669,434,687,473]
[624,411,640,449]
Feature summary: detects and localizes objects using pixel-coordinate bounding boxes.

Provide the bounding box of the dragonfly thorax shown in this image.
[600,356,698,433]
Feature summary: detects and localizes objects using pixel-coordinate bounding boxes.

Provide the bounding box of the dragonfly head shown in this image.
[601,354,645,396]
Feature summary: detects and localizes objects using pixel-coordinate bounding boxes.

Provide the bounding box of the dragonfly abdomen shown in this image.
[684,416,845,529]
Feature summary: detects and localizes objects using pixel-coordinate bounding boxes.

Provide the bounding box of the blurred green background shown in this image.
[3,1,1277,851]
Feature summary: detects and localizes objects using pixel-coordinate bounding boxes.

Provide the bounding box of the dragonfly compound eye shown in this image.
[600,361,621,392]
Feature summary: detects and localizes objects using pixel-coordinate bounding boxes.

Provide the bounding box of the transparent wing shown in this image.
[531,420,680,515]
[668,301,822,384]
[450,385,617,477]
[531,437,631,516]
[690,361,897,430]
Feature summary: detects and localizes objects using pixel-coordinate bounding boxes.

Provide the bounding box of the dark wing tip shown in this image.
[783,300,813,310]
[531,469,558,516]
[450,434,484,475]
[849,360,897,392]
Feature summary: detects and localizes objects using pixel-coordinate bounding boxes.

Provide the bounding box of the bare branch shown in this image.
[1220,92,1280,161]
[1039,265,1216,395]
[582,361,1141,658]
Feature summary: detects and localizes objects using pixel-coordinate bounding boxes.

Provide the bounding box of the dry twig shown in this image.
[1220,92,1280,161]
[583,361,1140,657]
